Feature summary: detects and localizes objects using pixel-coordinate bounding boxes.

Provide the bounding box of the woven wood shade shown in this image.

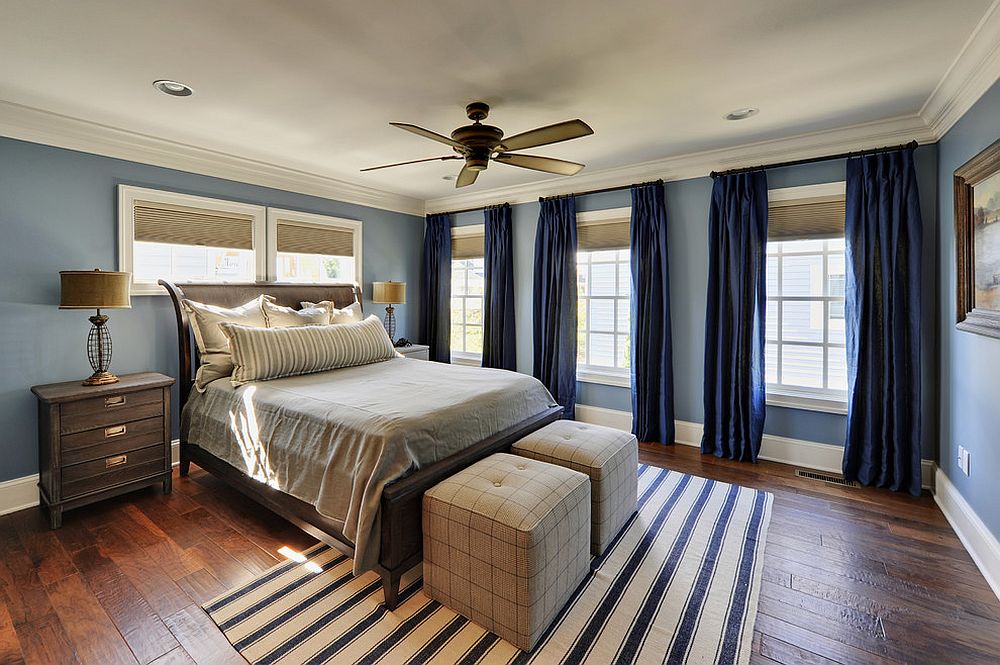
[133,201,255,249]
[578,219,630,251]
[452,232,484,260]
[768,195,845,241]
[276,220,355,257]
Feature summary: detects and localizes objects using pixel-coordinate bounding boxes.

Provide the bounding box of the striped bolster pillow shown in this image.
[219,315,398,385]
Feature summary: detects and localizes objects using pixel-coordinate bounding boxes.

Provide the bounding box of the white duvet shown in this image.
[181,357,557,573]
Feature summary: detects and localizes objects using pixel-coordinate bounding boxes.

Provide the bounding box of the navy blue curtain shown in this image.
[701,172,768,462]
[630,183,674,443]
[533,196,578,418]
[420,213,452,363]
[843,149,922,496]
[483,204,517,371]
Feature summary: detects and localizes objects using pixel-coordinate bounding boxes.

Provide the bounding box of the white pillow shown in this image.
[262,299,330,327]
[220,315,398,385]
[301,300,363,325]
[183,295,269,390]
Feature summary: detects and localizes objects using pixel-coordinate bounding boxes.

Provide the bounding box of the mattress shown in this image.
[180,357,557,572]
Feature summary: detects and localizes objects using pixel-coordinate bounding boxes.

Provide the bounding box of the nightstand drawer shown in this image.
[61,416,164,466]
[60,388,164,435]
[62,445,165,498]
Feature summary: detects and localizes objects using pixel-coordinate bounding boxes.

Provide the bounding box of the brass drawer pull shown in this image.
[105,454,128,469]
[104,425,127,438]
[104,395,127,408]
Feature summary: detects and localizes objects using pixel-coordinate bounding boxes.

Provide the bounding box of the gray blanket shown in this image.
[181,357,557,572]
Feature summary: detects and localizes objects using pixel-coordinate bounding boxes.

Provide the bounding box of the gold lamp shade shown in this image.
[59,269,132,309]
[372,281,406,305]
[59,269,131,386]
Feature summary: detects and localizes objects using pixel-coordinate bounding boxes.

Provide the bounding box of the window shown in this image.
[118,186,363,295]
[451,225,485,363]
[267,209,362,284]
[766,183,848,413]
[577,208,631,387]
[119,185,266,295]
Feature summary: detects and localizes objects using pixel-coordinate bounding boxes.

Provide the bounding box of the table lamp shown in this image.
[59,269,132,386]
[372,281,406,344]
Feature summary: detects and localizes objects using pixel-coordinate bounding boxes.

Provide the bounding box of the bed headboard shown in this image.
[158,280,363,407]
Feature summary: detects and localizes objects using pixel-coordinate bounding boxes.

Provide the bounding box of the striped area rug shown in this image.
[204,465,772,664]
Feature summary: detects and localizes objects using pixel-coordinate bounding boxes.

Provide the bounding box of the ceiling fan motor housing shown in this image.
[451,122,504,171]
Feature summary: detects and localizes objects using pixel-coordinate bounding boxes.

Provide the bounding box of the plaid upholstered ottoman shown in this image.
[512,420,638,556]
[422,452,591,652]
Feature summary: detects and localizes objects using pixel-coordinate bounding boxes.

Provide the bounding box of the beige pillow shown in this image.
[301,300,363,325]
[183,295,269,390]
[262,300,330,327]
[220,315,398,385]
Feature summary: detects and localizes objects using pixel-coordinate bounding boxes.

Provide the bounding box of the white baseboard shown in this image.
[574,405,935,489]
[933,467,1000,602]
[0,474,41,516]
[0,440,181,516]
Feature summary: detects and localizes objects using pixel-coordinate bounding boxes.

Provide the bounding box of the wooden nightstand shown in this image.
[395,343,430,360]
[31,372,174,529]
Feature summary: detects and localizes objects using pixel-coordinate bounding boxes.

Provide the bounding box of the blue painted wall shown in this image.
[937,78,1000,540]
[454,146,938,457]
[0,136,423,482]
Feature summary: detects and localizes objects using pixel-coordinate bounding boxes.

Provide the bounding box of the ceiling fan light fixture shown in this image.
[153,79,193,96]
[724,107,759,121]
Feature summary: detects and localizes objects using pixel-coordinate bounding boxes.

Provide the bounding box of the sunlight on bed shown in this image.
[228,386,279,489]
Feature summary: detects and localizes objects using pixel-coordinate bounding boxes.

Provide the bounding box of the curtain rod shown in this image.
[434,179,663,217]
[709,140,919,179]
[431,139,918,217]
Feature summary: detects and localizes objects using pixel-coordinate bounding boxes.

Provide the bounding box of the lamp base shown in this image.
[82,371,120,386]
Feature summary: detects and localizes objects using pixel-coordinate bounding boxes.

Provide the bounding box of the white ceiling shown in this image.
[0,0,993,201]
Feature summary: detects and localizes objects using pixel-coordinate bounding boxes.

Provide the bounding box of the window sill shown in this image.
[131,283,169,296]
[450,353,482,367]
[577,368,630,388]
[766,391,847,415]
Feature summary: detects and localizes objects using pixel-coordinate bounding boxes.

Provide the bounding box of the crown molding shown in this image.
[920,0,1000,139]
[425,113,935,213]
[0,100,425,217]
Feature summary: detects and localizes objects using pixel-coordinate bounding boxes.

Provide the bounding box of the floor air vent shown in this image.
[794,469,859,487]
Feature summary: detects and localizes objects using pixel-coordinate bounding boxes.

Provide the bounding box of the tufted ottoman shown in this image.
[422,453,590,652]
[512,420,638,556]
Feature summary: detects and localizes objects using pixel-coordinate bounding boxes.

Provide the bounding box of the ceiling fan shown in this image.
[361,102,594,188]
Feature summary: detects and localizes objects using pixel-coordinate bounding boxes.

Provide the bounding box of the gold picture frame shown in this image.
[955,137,1000,339]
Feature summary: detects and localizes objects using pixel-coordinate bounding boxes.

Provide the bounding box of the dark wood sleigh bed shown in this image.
[159,280,561,609]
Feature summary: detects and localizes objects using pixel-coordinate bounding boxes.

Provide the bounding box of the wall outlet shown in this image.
[958,446,971,476]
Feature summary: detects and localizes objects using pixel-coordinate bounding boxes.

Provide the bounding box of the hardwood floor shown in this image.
[1,444,997,664]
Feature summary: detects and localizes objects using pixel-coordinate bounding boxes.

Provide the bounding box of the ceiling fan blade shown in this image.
[494,153,585,176]
[360,155,460,172]
[498,119,593,152]
[456,164,479,188]
[390,122,465,149]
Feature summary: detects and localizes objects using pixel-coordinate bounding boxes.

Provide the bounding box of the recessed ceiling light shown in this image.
[153,79,193,97]
[442,174,457,181]
[724,107,759,121]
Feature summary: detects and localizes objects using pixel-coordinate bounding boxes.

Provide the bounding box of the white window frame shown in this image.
[766,182,848,415]
[118,185,267,295]
[576,207,632,388]
[266,208,363,285]
[450,224,485,365]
